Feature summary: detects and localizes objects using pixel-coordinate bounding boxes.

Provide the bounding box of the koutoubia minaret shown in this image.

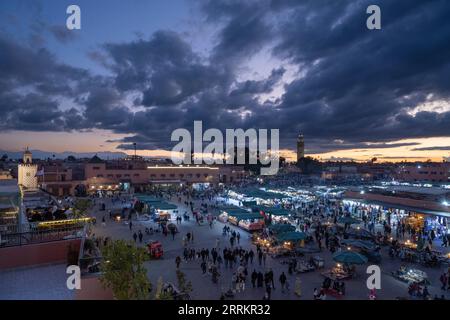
[296,134,305,162]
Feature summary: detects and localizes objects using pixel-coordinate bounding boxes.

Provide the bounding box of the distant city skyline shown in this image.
[1,1,450,163]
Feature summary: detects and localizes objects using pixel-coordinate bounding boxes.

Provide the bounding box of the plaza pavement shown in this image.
[90,195,450,300]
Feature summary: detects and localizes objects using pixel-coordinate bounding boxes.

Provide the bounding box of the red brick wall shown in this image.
[0,239,81,270]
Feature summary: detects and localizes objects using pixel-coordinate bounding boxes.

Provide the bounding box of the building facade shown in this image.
[36,154,246,196]
[396,162,450,183]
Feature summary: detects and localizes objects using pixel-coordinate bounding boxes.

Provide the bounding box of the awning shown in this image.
[135,195,161,203]
[253,205,291,216]
[151,202,178,210]
[344,198,450,218]
[276,231,307,242]
[268,224,296,233]
[228,212,264,221]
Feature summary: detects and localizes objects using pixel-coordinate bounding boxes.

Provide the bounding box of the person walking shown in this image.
[268,269,275,289]
[440,273,448,290]
[201,261,207,274]
[257,272,264,288]
[138,230,143,243]
[295,276,301,297]
[251,270,258,288]
[133,232,137,243]
[279,272,287,293]
[265,284,272,300]
[175,256,181,269]
[129,220,133,230]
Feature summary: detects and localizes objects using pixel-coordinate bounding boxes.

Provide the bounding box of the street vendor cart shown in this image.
[147,240,164,259]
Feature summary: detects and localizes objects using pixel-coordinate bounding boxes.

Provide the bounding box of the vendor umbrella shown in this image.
[332,251,368,265]
[338,216,361,225]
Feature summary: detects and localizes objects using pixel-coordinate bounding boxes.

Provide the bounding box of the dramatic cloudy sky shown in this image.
[1,0,450,161]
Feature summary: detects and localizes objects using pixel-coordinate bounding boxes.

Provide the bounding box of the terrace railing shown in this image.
[0,224,85,247]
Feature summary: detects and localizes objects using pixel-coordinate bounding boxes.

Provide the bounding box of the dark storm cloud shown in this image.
[103,30,231,107]
[271,0,450,145]
[412,146,450,151]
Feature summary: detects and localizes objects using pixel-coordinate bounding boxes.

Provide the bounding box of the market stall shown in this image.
[391,266,429,285]
[322,251,368,280]
[267,223,296,235]
[341,239,381,263]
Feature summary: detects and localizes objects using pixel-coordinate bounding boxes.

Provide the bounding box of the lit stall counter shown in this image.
[37,217,95,230]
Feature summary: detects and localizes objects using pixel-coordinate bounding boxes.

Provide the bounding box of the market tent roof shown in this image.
[268,224,296,233]
[221,207,250,215]
[238,188,288,200]
[228,212,264,221]
[341,239,376,250]
[276,231,307,242]
[242,200,257,207]
[255,206,291,216]
[332,251,368,265]
[151,202,178,210]
[135,195,161,203]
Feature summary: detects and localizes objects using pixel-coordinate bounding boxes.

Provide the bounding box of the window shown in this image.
[107,174,113,178]
[179,174,184,178]
[150,174,156,178]
[124,174,130,177]
[116,174,122,178]
[196,174,201,178]
[134,174,140,177]
[93,166,100,170]
[160,174,166,178]
[170,174,175,178]
[97,174,103,178]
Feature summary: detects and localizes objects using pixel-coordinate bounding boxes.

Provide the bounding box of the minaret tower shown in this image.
[18,147,38,189]
[297,134,305,162]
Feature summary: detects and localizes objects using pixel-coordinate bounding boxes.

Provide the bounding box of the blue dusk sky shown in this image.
[1,0,450,162]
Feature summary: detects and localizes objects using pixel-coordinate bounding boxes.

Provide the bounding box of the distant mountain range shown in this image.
[0,149,129,160]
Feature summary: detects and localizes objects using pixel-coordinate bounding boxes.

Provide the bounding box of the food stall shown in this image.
[255,205,292,224]
[340,239,381,263]
[236,213,265,231]
[267,223,296,235]
[321,263,353,281]
[322,251,368,280]
[219,206,248,222]
[391,266,429,285]
[151,202,177,222]
[268,231,308,257]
